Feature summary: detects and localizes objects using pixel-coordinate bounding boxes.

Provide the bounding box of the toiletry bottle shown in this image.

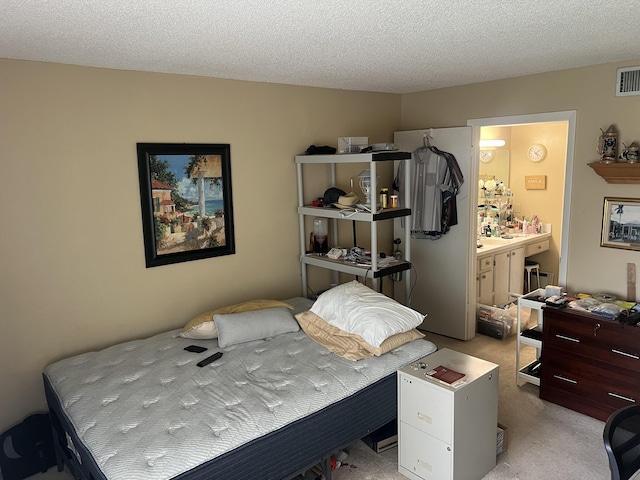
[379,188,388,209]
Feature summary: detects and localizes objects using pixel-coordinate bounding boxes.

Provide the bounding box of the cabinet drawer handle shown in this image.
[555,334,580,343]
[417,412,433,424]
[611,349,640,360]
[608,392,636,403]
[553,374,577,384]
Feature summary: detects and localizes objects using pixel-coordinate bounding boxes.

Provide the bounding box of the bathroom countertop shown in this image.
[476,232,551,257]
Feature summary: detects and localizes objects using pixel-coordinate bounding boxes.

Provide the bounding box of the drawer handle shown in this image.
[612,349,640,360]
[608,392,636,403]
[416,459,433,472]
[553,374,577,384]
[555,334,580,343]
[417,412,433,424]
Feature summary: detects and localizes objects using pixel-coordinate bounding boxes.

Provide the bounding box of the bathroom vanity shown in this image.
[475,232,551,306]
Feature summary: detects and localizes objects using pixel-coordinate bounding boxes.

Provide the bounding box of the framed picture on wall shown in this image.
[601,197,640,251]
[137,143,235,267]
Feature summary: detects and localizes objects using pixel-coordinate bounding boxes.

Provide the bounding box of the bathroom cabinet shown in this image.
[476,256,494,306]
[475,233,550,307]
[476,245,524,307]
[493,246,524,306]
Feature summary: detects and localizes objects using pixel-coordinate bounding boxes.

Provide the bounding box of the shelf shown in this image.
[519,333,541,349]
[295,151,411,164]
[298,206,410,221]
[519,289,547,309]
[517,362,541,386]
[516,288,546,387]
[301,254,411,279]
[296,147,412,296]
[588,162,640,184]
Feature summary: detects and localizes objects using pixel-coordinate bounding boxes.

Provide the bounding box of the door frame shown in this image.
[467,110,576,287]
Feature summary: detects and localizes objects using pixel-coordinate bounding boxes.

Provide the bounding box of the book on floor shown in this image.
[361,419,398,453]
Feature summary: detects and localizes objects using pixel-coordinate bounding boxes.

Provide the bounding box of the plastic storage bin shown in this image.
[477,303,530,340]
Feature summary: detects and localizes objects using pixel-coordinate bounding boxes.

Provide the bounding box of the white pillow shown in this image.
[310,281,425,347]
[215,307,300,348]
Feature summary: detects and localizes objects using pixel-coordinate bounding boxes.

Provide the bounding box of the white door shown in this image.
[394,127,473,340]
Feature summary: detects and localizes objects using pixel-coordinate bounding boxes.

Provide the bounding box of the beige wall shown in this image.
[0,59,401,431]
[509,122,568,283]
[3,57,640,432]
[401,59,640,297]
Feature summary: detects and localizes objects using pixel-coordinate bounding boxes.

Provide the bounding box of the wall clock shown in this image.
[479,150,494,163]
[528,143,547,162]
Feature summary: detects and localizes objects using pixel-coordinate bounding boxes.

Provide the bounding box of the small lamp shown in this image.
[358,169,372,206]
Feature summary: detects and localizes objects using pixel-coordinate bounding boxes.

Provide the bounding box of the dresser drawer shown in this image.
[399,375,453,443]
[525,239,549,257]
[544,312,640,371]
[541,348,640,410]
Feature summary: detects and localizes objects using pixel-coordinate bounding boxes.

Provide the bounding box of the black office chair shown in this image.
[604,405,640,480]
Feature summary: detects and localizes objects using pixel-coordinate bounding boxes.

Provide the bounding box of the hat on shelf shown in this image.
[323,187,346,205]
[334,192,360,209]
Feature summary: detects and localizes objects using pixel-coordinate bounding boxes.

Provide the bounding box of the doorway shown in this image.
[468,111,576,290]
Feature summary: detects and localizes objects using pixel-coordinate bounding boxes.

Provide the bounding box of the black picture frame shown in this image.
[137,143,235,267]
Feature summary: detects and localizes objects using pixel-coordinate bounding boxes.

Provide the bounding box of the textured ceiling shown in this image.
[2,0,640,94]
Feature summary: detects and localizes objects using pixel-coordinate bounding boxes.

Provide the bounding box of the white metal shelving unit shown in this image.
[295,151,412,298]
[516,288,546,386]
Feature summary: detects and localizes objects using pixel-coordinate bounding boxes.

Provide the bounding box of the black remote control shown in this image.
[184,345,207,353]
[197,352,223,367]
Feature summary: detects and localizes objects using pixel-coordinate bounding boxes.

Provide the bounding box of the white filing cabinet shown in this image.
[397,348,499,480]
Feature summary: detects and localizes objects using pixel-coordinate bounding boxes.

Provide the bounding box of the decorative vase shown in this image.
[597,125,618,163]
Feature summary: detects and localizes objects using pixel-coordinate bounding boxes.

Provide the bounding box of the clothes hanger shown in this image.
[422,129,434,150]
[423,133,431,147]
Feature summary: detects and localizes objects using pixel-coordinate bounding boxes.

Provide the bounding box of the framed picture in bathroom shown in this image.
[601,197,640,251]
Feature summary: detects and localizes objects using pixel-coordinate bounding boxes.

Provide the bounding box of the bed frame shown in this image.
[45,370,398,480]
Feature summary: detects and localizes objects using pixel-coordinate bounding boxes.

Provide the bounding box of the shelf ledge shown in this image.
[588,162,640,184]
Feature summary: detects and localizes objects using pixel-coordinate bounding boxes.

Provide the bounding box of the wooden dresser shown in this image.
[540,306,640,421]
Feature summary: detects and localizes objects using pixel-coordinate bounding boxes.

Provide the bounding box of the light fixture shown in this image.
[479,139,506,148]
[358,169,372,206]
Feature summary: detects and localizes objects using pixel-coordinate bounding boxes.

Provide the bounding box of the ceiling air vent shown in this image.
[616,66,640,96]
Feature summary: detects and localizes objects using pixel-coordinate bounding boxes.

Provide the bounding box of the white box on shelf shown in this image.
[338,137,368,153]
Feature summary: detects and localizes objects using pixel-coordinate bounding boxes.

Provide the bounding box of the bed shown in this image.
[44,283,437,480]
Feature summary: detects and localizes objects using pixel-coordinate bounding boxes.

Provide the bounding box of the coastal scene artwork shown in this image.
[601,197,640,251]
[137,143,235,267]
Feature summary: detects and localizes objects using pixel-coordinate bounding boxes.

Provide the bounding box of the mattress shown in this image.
[44,322,436,479]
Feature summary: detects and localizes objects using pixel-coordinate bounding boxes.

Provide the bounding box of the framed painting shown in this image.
[137,143,235,267]
[601,197,640,251]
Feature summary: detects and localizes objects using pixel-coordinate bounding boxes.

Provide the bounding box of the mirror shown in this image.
[479,148,509,189]
[478,148,510,226]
